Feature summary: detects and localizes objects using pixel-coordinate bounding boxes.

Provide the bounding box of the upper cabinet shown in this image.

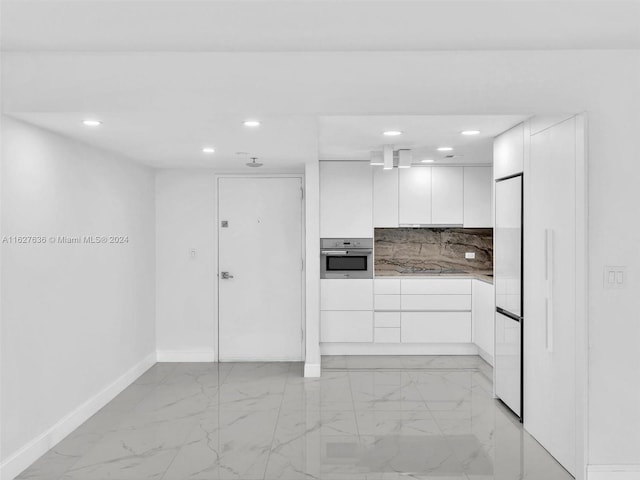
[373,167,399,227]
[494,123,524,179]
[463,166,493,228]
[326,162,493,232]
[320,161,373,238]
[432,167,464,225]
[399,167,432,225]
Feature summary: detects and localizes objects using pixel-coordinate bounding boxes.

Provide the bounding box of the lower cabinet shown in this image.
[374,327,401,343]
[320,311,373,343]
[401,312,472,343]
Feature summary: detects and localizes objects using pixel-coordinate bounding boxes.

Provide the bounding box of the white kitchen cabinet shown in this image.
[463,166,493,228]
[321,311,373,343]
[400,278,471,295]
[524,116,579,474]
[431,167,464,225]
[373,167,399,227]
[374,312,401,327]
[494,123,524,179]
[320,161,372,238]
[375,327,401,343]
[374,294,401,311]
[402,294,471,311]
[321,279,373,311]
[374,278,401,295]
[401,312,472,343]
[472,279,495,365]
[398,167,432,225]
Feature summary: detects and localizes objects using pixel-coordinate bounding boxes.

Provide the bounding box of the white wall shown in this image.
[0,117,156,477]
[155,170,217,361]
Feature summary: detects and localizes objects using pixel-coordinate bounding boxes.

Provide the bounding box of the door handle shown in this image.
[220,271,234,279]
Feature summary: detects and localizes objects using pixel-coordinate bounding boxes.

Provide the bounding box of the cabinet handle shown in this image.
[545,229,554,352]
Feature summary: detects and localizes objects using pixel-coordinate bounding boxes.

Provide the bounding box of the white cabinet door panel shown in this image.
[494,123,524,179]
[463,166,493,228]
[400,279,471,295]
[321,311,373,343]
[495,312,521,416]
[320,161,373,238]
[399,167,432,225]
[374,295,401,310]
[375,328,401,343]
[373,167,399,227]
[321,279,373,311]
[401,312,471,343]
[374,278,401,295]
[472,280,495,363]
[374,312,401,327]
[402,294,471,311]
[432,167,464,225]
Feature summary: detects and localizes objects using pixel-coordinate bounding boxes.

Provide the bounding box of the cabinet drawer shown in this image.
[374,295,401,310]
[401,312,471,343]
[374,312,401,328]
[374,278,401,294]
[402,294,471,311]
[320,311,373,343]
[375,328,401,343]
[401,279,471,295]
[321,279,373,311]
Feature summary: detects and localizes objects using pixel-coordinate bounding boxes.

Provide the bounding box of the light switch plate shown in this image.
[465,252,476,259]
[604,266,626,289]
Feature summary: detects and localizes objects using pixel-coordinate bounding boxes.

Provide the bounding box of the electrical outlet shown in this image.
[604,266,626,289]
[465,252,476,260]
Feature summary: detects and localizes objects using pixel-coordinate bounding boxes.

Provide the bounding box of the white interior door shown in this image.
[218,177,303,361]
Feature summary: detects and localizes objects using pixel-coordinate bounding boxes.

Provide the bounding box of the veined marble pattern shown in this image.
[375,228,493,275]
[17,357,572,480]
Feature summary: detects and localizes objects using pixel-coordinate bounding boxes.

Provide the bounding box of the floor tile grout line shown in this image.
[260,364,288,480]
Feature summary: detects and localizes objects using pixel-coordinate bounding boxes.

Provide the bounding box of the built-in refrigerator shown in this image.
[494,173,523,419]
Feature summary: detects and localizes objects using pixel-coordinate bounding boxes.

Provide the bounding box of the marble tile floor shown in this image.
[17,356,574,480]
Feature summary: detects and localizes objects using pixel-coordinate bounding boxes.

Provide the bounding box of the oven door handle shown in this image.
[321,249,373,255]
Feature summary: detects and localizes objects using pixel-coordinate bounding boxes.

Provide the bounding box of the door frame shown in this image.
[214,173,306,362]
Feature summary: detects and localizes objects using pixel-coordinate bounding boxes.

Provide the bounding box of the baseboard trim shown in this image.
[588,465,640,480]
[477,346,494,366]
[156,350,216,362]
[0,352,156,480]
[320,343,479,356]
[304,363,321,377]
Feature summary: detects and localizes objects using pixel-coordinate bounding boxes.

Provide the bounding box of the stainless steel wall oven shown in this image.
[320,238,373,279]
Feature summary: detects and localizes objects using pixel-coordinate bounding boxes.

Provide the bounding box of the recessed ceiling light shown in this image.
[383,130,403,136]
[202,147,215,154]
[461,130,481,135]
[437,147,453,152]
[243,120,261,127]
[82,119,102,127]
[422,159,435,163]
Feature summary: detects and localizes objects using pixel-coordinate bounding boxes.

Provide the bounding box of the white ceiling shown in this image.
[318,115,528,164]
[9,113,319,170]
[2,1,639,52]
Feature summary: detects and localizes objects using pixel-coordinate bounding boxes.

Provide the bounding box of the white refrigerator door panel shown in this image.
[494,176,522,317]
[495,311,521,416]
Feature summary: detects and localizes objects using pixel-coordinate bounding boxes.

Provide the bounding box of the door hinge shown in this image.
[300,187,304,200]
[301,258,304,271]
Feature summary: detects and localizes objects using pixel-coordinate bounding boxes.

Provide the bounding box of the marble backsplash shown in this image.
[375,228,493,275]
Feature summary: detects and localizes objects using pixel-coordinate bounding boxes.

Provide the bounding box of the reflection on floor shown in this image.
[17,356,573,480]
